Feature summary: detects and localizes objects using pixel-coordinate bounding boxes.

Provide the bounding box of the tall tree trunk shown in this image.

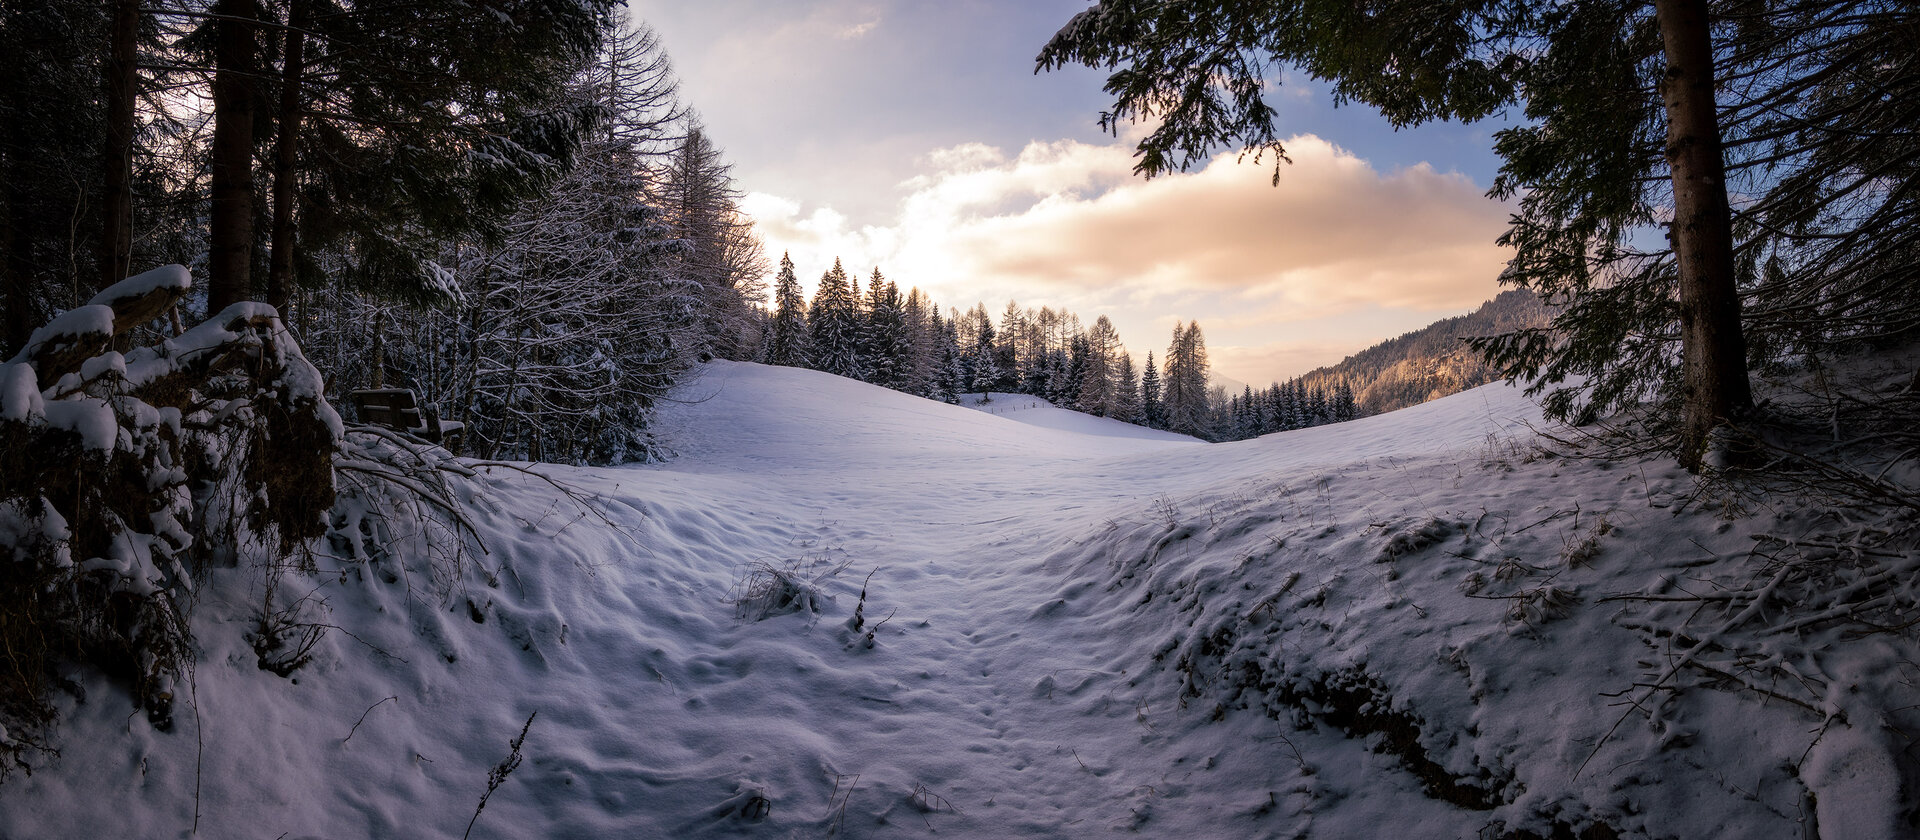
[1653,0,1752,468]
[266,0,308,312]
[370,307,386,388]
[101,0,138,291]
[207,0,257,314]
[1,177,28,357]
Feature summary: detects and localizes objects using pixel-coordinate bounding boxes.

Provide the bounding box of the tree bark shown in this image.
[101,0,139,292]
[266,0,308,312]
[207,0,257,315]
[1,178,28,356]
[1653,0,1752,468]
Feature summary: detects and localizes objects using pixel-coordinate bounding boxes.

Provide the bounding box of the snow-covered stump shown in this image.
[0,266,340,775]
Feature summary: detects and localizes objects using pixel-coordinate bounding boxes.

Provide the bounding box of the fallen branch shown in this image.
[342,696,398,744]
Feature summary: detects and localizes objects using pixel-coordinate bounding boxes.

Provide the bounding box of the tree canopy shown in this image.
[1040,0,1918,467]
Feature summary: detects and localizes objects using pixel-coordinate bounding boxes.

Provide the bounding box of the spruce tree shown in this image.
[808,259,862,379]
[1064,333,1089,407]
[1238,385,1259,438]
[969,339,999,399]
[936,310,966,403]
[903,288,937,396]
[863,272,910,390]
[261,0,616,310]
[766,252,810,367]
[1140,351,1163,429]
[1113,351,1140,423]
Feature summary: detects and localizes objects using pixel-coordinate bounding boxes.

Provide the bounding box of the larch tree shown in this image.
[1162,321,1212,438]
[390,19,694,464]
[662,118,764,360]
[1077,314,1122,416]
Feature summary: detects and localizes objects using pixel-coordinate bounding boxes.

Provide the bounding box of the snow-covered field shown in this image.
[2,360,1908,838]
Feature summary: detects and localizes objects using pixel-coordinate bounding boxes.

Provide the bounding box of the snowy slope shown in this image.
[956,392,1202,443]
[0,360,1906,839]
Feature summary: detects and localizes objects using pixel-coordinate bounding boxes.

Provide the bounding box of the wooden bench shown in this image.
[347,388,465,452]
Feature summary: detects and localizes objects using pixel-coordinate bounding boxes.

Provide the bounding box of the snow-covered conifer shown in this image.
[808,259,863,380]
[1140,351,1164,429]
[766,253,811,367]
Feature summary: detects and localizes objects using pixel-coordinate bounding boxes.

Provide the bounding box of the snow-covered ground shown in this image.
[955,392,1201,443]
[2,360,1908,838]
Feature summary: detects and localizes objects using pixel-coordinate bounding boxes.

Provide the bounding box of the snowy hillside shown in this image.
[956,392,1202,443]
[1,360,1907,839]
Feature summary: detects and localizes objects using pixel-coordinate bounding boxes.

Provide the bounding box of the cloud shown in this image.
[907,135,1505,312]
[837,18,880,39]
[743,133,1514,384]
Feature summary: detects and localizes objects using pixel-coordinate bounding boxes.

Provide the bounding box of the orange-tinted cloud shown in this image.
[744,133,1515,384]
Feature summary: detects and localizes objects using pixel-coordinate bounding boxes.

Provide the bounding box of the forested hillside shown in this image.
[1299,289,1550,417]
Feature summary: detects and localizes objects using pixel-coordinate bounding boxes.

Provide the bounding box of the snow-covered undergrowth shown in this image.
[2,360,1913,839]
[0,266,339,770]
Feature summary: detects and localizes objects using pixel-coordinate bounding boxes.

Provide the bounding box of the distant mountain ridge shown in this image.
[1296,289,1551,418]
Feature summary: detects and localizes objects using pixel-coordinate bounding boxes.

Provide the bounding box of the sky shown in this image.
[628,0,1522,386]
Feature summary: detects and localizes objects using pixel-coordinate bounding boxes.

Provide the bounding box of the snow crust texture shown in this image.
[2,360,1909,839]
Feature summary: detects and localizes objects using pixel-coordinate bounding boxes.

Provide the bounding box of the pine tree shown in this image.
[766,252,810,367]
